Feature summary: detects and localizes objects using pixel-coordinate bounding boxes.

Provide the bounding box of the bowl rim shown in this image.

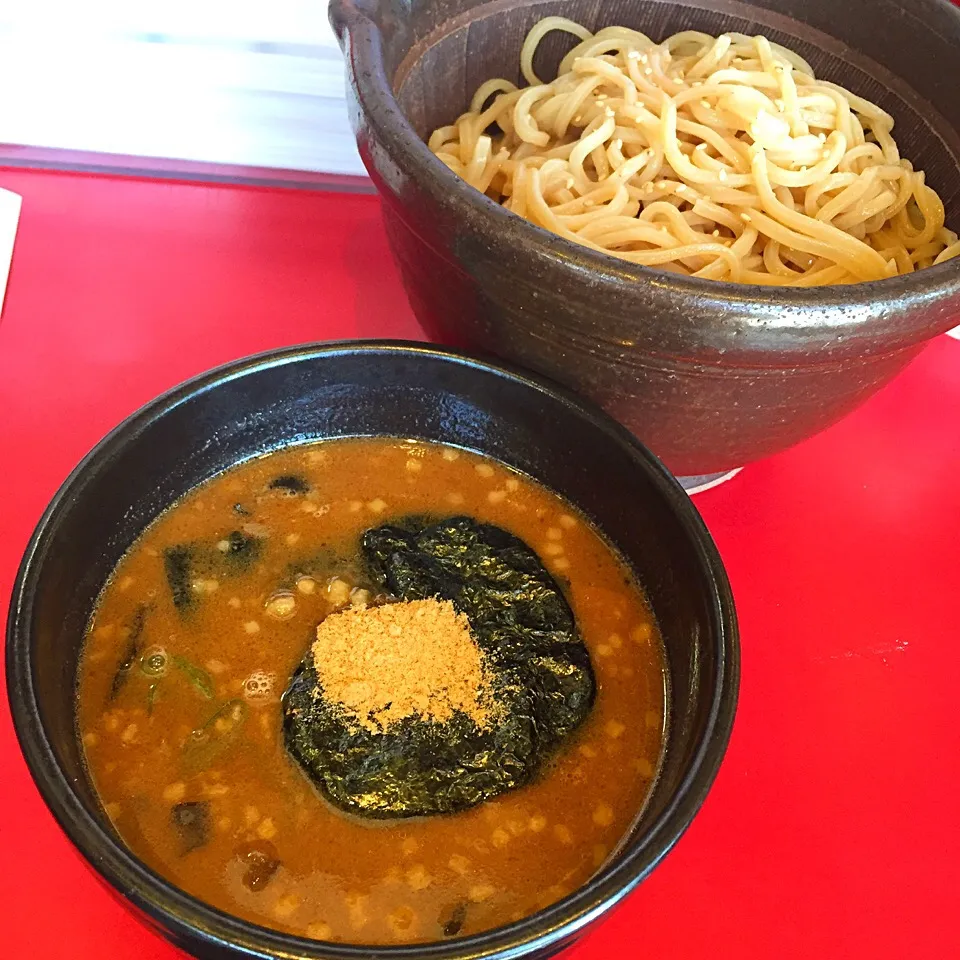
[6,339,739,960]
[333,0,960,338]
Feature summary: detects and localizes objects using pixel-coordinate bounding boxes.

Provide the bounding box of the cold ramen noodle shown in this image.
[428,17,960,285]
[78,439,666,944]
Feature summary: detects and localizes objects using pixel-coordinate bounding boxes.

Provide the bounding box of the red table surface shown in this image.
[1,169,958,959]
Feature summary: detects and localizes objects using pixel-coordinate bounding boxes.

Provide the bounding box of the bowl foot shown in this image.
[678,468,743,495]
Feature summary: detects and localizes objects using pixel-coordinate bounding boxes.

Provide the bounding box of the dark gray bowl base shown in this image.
[679,469,743,495]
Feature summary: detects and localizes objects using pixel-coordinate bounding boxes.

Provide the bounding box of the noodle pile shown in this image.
[428,17,960,285]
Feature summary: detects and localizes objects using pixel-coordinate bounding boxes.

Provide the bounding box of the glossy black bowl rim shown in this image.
[7,340,739,960]
[331,0,960,345]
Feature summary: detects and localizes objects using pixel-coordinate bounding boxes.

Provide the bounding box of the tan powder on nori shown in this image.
[310,599,495,732]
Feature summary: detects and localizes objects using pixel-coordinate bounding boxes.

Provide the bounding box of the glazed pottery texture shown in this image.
[331,0,960,475]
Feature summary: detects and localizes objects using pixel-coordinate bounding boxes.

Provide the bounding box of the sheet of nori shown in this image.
[282,516,596,819]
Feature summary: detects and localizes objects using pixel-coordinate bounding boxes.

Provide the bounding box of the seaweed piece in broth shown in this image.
[440,901,468,938]
[282,516,596,819]
[166,535,261,613]
[171,800,210,854]
[164,546,194,612]
[220,530,262,570]
[108,604,149,701]
[268,474,310,495]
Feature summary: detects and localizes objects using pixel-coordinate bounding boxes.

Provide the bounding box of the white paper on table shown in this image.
[948,326,960,340]
[0,188,21,316]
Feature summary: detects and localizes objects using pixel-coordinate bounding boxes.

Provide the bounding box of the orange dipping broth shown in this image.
[77,438,666,944]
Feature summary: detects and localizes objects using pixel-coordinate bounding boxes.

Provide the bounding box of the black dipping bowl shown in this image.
[7,342,738,960]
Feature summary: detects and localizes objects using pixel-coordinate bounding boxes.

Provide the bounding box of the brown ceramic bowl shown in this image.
[330,0,960,476]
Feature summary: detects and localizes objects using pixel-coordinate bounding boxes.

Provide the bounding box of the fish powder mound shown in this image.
[282,517,596,818]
